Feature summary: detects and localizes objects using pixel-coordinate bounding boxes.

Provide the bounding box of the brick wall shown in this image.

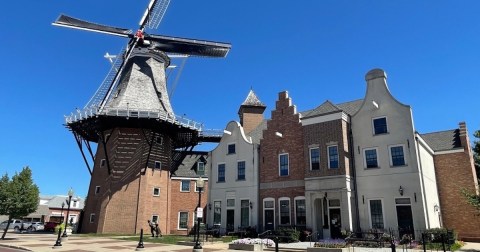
[239,106,265,134]
[259,91,305,230]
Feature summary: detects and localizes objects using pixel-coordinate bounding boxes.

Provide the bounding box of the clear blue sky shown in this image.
[1,1,479,198]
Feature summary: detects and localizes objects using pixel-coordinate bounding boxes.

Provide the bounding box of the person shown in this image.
[147,220,155,237]
[20,222,25,233]
[155,222,162,237]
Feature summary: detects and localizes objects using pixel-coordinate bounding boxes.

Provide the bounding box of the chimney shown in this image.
[238,90,266,134]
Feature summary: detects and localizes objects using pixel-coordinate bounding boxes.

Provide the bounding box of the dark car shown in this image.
[44,222,58,232]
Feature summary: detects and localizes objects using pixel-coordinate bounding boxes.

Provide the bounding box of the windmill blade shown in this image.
[139,0,171,30]
[146,34,231,57]
[53,14,133,38]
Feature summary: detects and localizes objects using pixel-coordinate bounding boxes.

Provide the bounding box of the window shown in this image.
[228,144,236,154]
[227,199,235,207]
[310,147,320,170]
[153,187,160,196]
[89,214,95,223]
[197,162,205,176]
[369,199,384,229]
[181,180,190,192]
[95,186,100,195]
[151,215,159,223]
[364,148,378,168]
[218,164,225,182]
[328,145,339,169]
[72,200,79,208]
[279,153,289,176]
[156,136,163,145]
[279,199,290,225]
[241,200,250,227]
[178,212,188,229]
[390,145,406,166]
[213,201,221,225]
[237,161,246,180]
[100,159,106,167]
[295,198,306,226]
[373,117,388,135]
[154,161,161,170]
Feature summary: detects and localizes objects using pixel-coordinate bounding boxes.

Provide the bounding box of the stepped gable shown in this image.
[420,129,461,151]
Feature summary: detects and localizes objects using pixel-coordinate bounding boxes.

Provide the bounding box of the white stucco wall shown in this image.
[352,69,433,233]
[207,121,259,231]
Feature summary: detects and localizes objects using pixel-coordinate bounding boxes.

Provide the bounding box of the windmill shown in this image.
[53,0,231,234]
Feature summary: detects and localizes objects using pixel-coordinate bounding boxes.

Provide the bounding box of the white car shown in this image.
[29,222,45,231]
[0,219,31,232]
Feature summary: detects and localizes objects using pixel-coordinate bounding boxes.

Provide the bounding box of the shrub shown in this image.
[275,227,300,243]
[314,239,347,248]
[54,223,65,234]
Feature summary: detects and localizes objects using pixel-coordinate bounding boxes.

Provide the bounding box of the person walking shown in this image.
[147,220,155,237]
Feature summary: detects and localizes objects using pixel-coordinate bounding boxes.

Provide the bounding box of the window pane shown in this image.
[237,161,246,180]
[227,199,235,207]
[197,162,205,176]
[365,149,378,168]
[395,198,411,204]
[214,201,221,224]
[181,180,190,191]
[329,199,340,207]
[280,200,290,225]
[279,154,289,176]
[179,212,188,229]
[241,200,249,227]
[218,164,225,182]
[328,146,339,169]
[373,117,388,134]
[370,200,384,229]
[310,148,320,170]
[264,200,274,209]
[391,146,405,166]
[295,199,306,225]
[228,144,236,154]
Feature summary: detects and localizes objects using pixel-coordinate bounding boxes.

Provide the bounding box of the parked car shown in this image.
[44,221,59,232]
[0,219,31,232]
[28,222,45,231]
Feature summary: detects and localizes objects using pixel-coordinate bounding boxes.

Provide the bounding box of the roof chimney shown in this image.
[238,90,266,134]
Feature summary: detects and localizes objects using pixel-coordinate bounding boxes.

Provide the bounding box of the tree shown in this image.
[0,166,39,239]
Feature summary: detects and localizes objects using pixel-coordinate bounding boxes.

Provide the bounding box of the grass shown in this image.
[117,234,236,245]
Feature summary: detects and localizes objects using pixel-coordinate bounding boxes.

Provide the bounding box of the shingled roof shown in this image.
[420,129,462,152]
[173,154,208,178]
[241,90,266,107]
[303,99,363,118]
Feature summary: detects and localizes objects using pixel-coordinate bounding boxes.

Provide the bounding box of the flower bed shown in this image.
[229,238,274,251]
[308,239,349,252]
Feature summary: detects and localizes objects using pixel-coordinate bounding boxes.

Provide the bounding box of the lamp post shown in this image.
[193,177,204,252]
[62,188,74,238]
[60,202,65,223]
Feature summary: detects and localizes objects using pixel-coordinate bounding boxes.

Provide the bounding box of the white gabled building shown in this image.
[207,90,266,233]
[351,69,441,238]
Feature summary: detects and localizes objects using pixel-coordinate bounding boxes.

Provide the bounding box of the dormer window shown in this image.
[373,117,388,135]
[197,162,205,176]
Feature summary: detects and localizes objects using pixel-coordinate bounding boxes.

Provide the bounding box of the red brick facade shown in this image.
[434,123,480,241]
[259,91,305,230]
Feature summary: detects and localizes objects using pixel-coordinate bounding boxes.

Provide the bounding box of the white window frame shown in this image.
[226,198,235,209]
[156,136,163,145]
[237,160,246,180]
[197,161,205,175]
[263,198,275,229]
[363,147,379,169]
[213,201,222,225]
[151,215,159,224]
[240,199,251,227]
[180,180,190,192]
[327,145,339,169]
[178,211,188,230]
[278,153,289,176]
[217,163,226,182]
[154,161,161,170]
[372,116,388,135]
[294,196,306,226]
[153,187,160,197]
[389,144,407,167]
[368,198,385,229]
[89,213,95,223]
[72,200,79,208]
[309,147,320,170]
[278,197,291,226]
[95,186,100,195]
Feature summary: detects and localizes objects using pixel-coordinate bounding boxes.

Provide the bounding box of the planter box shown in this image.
[307,248,349,252]
[229,243,265,251]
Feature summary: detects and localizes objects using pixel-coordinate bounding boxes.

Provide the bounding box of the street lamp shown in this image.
[60,202,65,223]
[62,188,74,238]
[193,177,204,252]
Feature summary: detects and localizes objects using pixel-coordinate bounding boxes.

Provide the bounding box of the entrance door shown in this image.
[329,208,342,239]
[226,209,235,232]
[396,205,414,238]
[264,209,274,231]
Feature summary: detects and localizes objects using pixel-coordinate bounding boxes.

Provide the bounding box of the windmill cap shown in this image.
[365,68,387,81]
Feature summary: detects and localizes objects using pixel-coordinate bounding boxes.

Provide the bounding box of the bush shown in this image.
[54,223,65,234]
[275,227,300,243]
[423,228,457,243]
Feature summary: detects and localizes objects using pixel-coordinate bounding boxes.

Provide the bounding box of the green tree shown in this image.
[0,166,39,239]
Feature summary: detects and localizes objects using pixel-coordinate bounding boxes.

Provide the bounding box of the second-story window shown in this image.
[181,180,190,192]
[218,164,225,182]
[364,148,379,168]
[373,117,388,135]
[197,162,205,176]
[279,153,289,176]
[390,145,406,166]
[237,161,246,180]
[328,146,339,169]
[227,144,236,154]
[310,147,320,170]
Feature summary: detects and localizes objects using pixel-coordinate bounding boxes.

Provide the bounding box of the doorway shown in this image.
[264,209,274,231]
[329,208,342,239]
[227,209,235,232]
[396,205,414,238]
